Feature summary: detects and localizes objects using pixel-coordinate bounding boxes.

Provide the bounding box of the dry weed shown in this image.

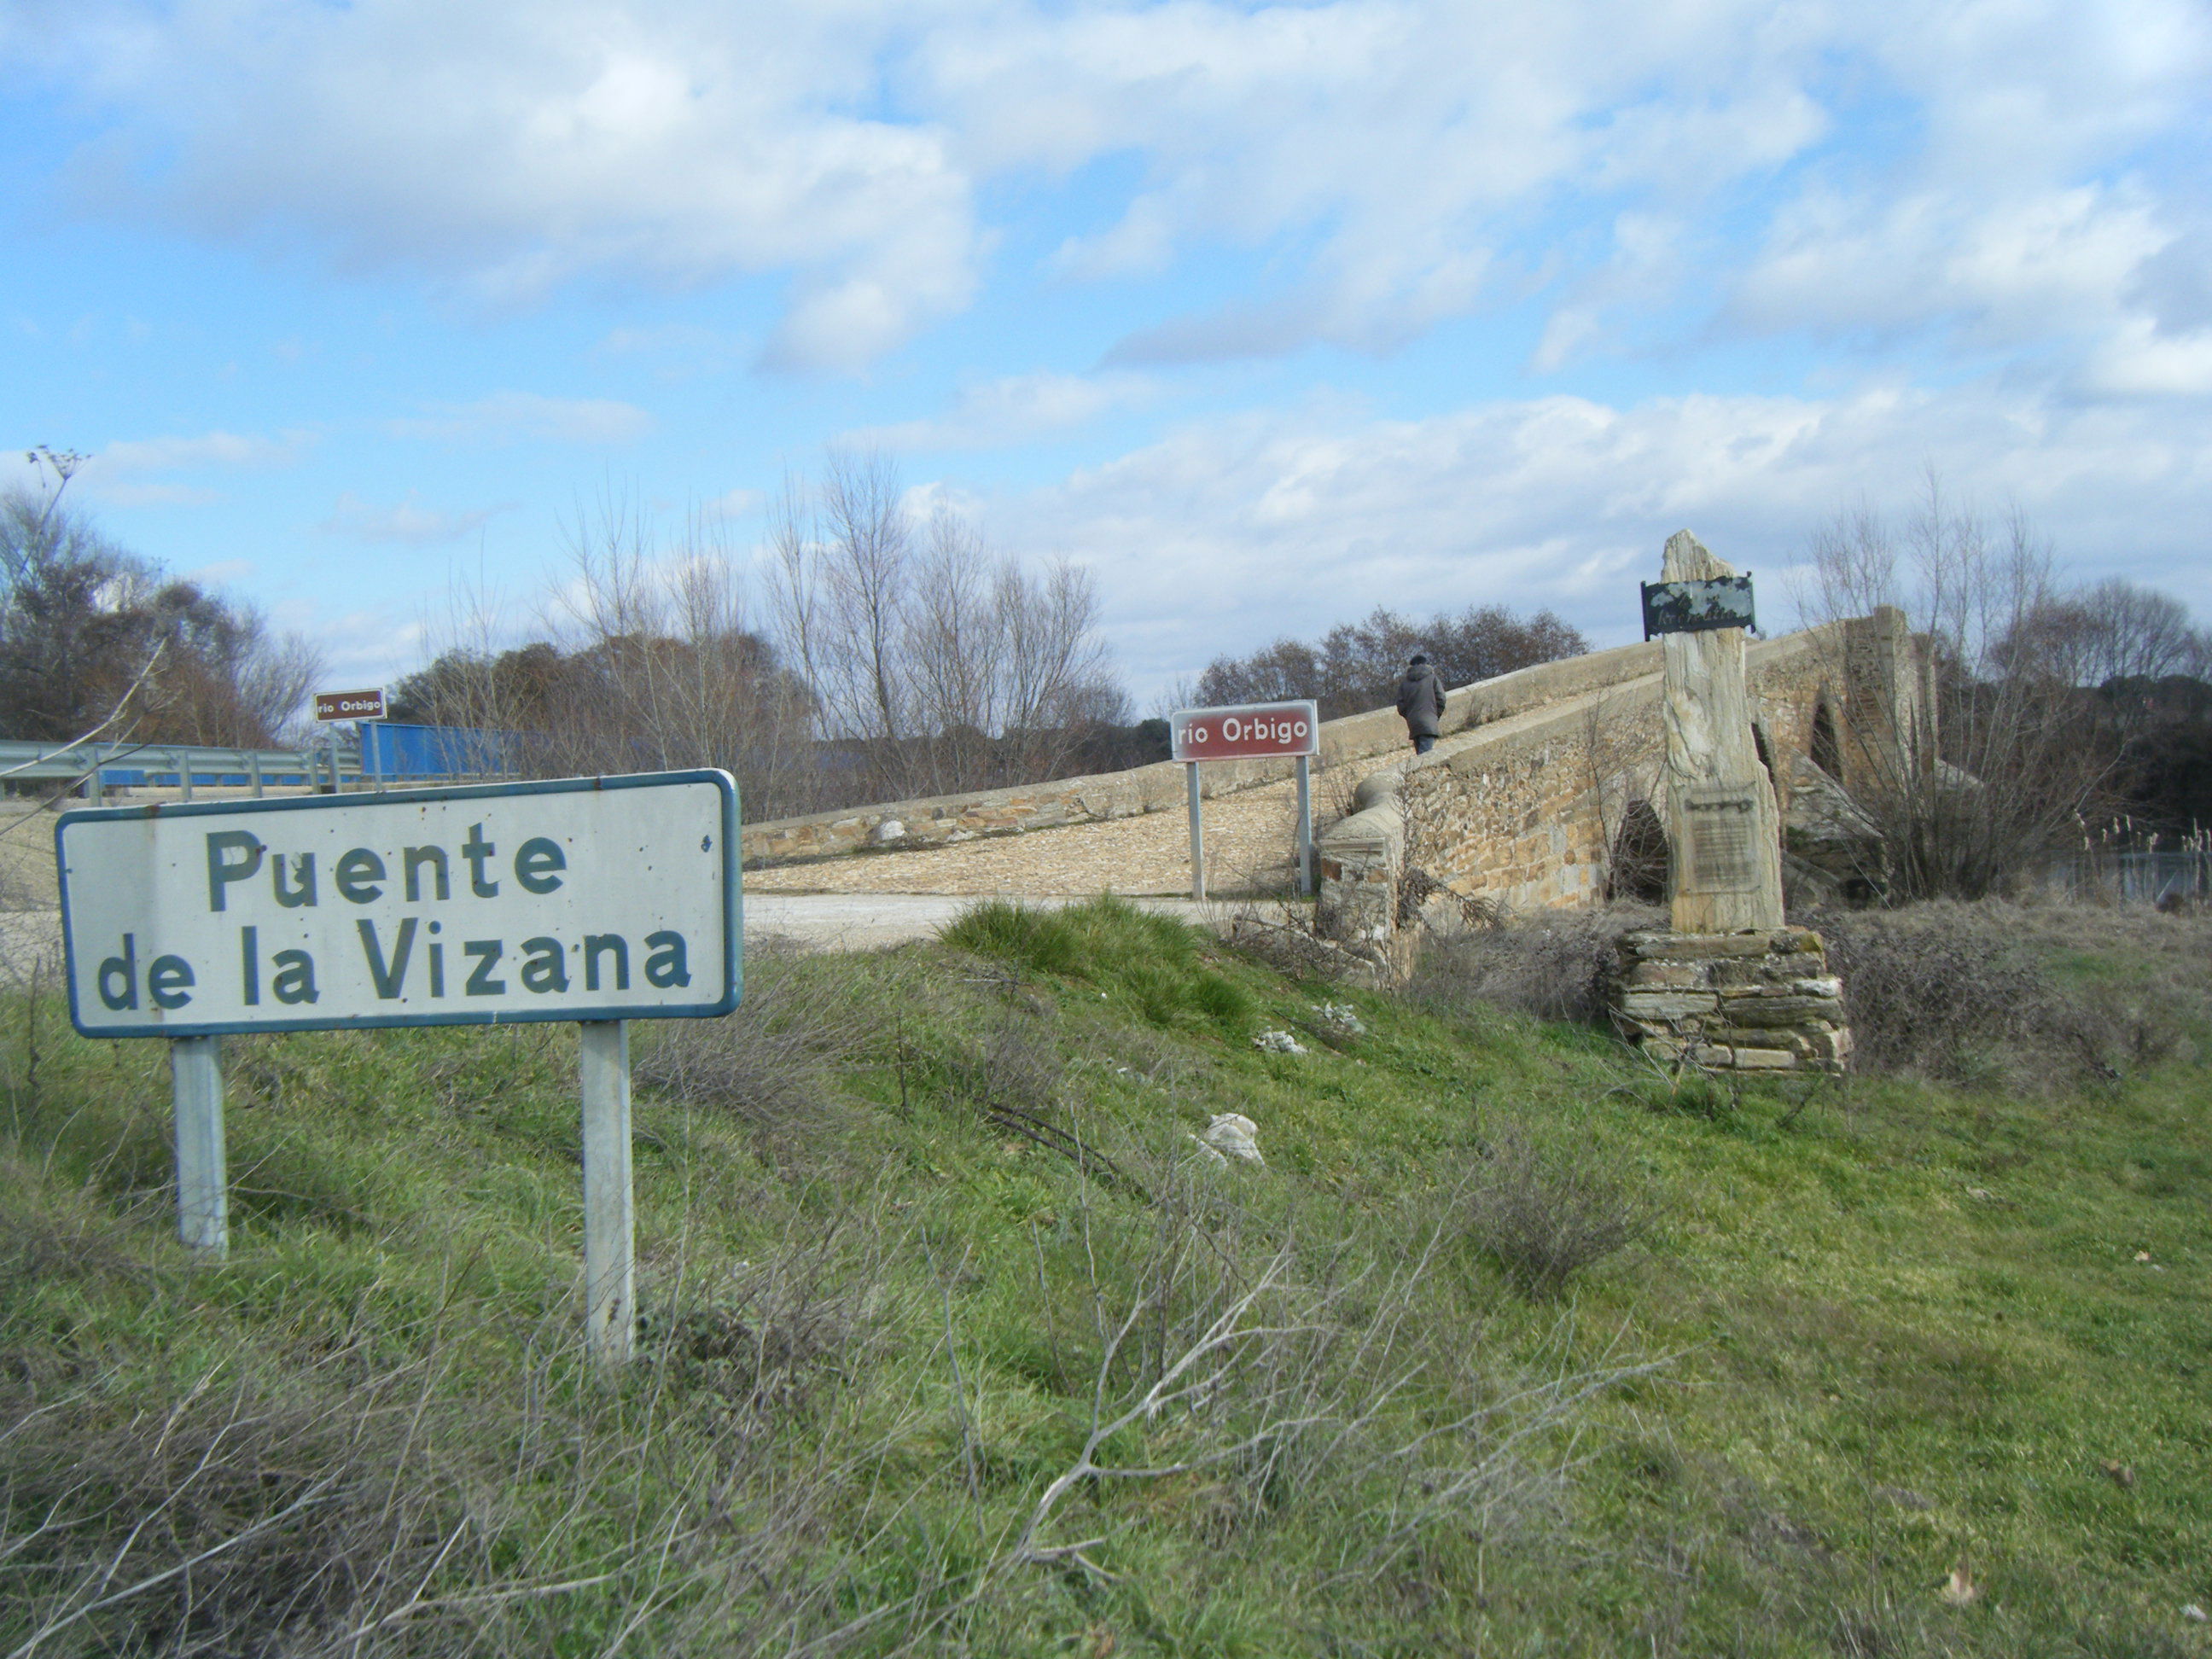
[1460,1121,1651,1299]
[633,942,870,1159]
[1805,899,2209,1086]
[1408,905,1663,1027]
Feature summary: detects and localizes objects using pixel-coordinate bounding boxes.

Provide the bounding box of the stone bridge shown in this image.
[1310,602,1929,952]
[740,589,1929,948]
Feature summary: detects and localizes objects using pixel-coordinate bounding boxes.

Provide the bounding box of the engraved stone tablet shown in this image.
[1682,787,1759,893]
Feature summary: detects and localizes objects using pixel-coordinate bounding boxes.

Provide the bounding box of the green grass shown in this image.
[2,897,2209,1655]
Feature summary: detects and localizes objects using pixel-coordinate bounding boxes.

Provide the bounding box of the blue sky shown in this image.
[4,0,2209,705]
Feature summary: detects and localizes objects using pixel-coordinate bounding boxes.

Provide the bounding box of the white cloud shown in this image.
[845,370,1156,451]
[386,392,653,445]
[701,487,764,521]
[19,0,2205,376]
[49,428,314,506]
[1733,184,2172,350]
[988,375,2212,696]
[98,429,304,473]
[2077,318,2212,397]
[34,0,980,370]
[307,608,434,687]
[320,491,506,544]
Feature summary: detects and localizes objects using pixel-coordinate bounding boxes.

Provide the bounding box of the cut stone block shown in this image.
[1619,990,1722,1020]
[1718,997,1847,1027]
[1732,1047,1800,1069]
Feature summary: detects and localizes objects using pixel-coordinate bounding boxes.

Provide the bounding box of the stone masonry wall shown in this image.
[1316,628,1848,935]
[740,635,1679,868]
[1610,927,1849,1073]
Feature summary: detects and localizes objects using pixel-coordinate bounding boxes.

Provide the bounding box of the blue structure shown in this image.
[359,722,515,781]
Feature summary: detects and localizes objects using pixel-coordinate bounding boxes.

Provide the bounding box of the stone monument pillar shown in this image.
[1658,530,1785,933]
[1609,531,1850,1074]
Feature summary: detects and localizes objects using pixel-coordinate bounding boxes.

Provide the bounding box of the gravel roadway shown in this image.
[0,765,1342,976]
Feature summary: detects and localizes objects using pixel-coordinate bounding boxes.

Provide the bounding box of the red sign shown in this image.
[1170,700,1319,762]
[313,688,387,722]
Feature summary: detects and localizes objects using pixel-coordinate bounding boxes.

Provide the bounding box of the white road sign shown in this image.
[58,771,740,1038]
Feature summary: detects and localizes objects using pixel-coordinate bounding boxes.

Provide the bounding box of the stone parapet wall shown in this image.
[1312,773,1406,947]
[1607,927,1850,1073]
[739,635,1679,868]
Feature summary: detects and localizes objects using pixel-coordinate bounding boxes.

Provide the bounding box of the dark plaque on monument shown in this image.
[1641,574,1755,640]
[1682,786,1760,893]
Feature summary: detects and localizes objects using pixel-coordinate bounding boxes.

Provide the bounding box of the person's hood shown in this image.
[1403,663,1436,682]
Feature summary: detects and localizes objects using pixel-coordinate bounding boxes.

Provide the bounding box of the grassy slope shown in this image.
[1,897,2207,1656]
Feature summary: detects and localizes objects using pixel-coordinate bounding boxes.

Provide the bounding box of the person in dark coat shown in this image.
[1396,653,1445,754]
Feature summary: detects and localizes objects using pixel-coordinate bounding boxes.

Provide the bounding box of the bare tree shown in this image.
[1,463,319,748]
[766,451,1127,801]
[1996,577,2209,690]
[1800,471,2110,899]
[904,504,998,794]
[397,493,819,815]
[1198,603,1589,720]
[818,447,914,750]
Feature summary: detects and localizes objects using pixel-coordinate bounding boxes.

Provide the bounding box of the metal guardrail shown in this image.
[0,738,360,800]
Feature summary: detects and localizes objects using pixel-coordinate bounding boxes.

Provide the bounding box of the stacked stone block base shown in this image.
[1609,927,1849,1074]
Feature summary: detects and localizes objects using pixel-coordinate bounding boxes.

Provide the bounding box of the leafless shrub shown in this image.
[633,944,868,1158]
[946,1010,1065,1118]
[0,1353,493,1657]
[1395,865,1503,931]
[652,1216,888,1425]
[996,1161,1665,1594]
[1226,914,1364,981]
[1407,905,1665,1026]
[1459,1122,1651,1300]
[1808,904,2073,1085]
[1807,899,2209,1086]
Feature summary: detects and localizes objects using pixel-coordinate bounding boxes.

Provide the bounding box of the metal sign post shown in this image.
[1295,754,1313,896]
[314,689,387,797]
[579,1020,635,1365]
[1170,701,1321,902]
[1185,762,1205,901]
[171,1035,226,1252]
[55,771,742,1368]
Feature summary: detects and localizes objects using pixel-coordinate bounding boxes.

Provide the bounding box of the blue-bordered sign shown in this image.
[1640,574,1756,640]
[57,771,741,1039]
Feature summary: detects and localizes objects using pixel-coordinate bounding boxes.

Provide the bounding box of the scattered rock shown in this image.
[2182,1604,2207,1623]
[870,819,906,846]
[1877,1485,1934,1511]
[1253,1029,1308,1055]
[1938,1565,1980,1607]
[2100,1459,2137,1489]
[1198,1113,1263,1164]
[1311,1001,1366,1036]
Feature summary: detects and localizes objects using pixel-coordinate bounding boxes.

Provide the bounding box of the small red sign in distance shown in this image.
[1170,700,1320,762]
[313,689,387,722]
